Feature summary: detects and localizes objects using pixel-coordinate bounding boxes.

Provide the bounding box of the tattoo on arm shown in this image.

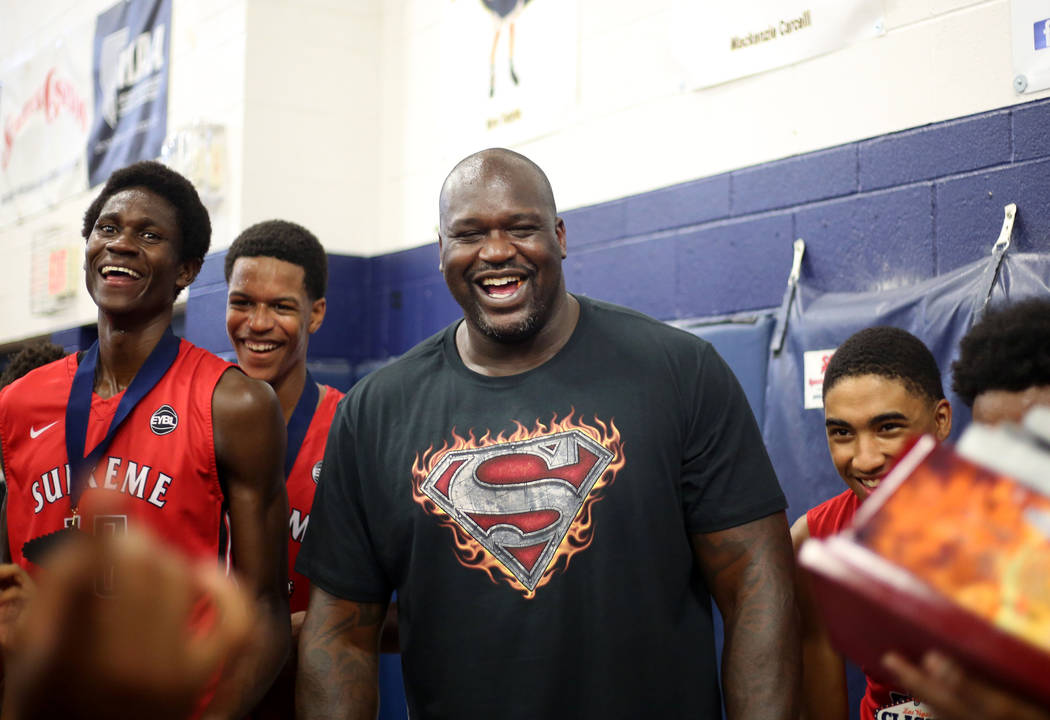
[692,513,801,720]
[297,589,384,720]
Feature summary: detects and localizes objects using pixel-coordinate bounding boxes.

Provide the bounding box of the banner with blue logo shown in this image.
[1012,0,1050,93]
[87,0,171,187]
[1035,17,1049,51]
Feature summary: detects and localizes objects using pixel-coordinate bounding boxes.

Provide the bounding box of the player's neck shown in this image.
[94,312,174,398]
[458,293,579,377]
[272,361,310,424]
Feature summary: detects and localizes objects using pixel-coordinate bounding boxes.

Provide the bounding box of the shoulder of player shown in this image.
[213,367,281,423]
[319,384,345,404]
[0,355,72,398]
[789,513,811,551]
[803,489,856,539]
[0,355,73,423]
[176,338,236,374]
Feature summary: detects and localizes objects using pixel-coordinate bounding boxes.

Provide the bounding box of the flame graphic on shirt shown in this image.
[412,410,625,598]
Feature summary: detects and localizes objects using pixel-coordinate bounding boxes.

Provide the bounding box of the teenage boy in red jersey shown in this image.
[0,161,290,718]
[224,220,343,717]
[792,326,952,720]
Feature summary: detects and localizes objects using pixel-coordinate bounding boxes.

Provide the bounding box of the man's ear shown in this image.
[308,298,326,334]
[933,398,952,441]
[176,257,204,291]
[437,232,445,272]
[555,217,566,259]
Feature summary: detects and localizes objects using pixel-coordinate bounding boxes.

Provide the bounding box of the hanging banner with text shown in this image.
[0,30,92,226]
[88,0,171,187]
[671,0,885,89]
[1011,0,1050,94]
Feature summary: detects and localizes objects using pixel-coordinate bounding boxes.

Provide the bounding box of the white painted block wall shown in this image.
[0,0,1045,345]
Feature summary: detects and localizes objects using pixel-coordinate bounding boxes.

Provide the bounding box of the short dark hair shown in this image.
[823,326,945,402]
[951,297,1050,407]
[0,342,67,389]
[81,161,211,265]
[224,220,328,300]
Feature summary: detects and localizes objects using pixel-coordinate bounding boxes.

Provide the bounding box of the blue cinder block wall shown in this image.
[68,98,1050,382]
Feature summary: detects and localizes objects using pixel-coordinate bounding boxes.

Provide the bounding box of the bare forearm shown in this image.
[693,513,801,720]
[296,595,384,720]
[206,599,290,719]
[722,582,800,719]
[298,636,378,719]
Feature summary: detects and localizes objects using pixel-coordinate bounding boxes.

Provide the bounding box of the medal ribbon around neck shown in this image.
[64,327,182,509]
[284,371,319,478]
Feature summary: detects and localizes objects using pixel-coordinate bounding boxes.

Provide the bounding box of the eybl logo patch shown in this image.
[149,404,178,436]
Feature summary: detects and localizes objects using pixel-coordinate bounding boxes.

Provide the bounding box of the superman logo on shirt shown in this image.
[412,410,624,598]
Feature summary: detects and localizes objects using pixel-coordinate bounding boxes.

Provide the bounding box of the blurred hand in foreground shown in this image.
[5,528,254,720]
[884,651,1050,720]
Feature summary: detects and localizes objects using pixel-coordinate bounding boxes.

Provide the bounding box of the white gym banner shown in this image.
[1011,0,1050,94]
[671,1,885,89]
[0,28,92,227]
[440,0,578,147]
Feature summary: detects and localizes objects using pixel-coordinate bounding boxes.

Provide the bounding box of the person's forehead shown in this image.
[229,255,308,296]
[972,385,1050,425]
[100,186,177,221]
[825,374,928,419]
[444,162,548,212]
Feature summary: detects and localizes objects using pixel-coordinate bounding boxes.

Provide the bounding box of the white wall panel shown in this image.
[0,0,1046,343]
[371,0,1047,256]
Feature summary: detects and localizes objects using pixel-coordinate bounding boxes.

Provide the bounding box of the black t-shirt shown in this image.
[299,296,786,719]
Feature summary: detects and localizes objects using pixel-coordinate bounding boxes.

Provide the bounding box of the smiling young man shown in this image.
[296,148,798,720]
[224,220,343,717]
[792,326,951,720]
[0,161,290,718]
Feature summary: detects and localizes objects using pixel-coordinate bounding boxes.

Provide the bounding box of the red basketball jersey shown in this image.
[0,340,233,571]
[807,489,934,719]
[286,384,343,613]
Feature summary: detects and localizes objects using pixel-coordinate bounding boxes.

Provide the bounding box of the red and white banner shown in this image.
[0,30,93,226]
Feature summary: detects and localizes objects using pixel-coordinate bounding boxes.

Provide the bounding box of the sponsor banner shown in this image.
[0,31,92,226]
[803,348,835,409]
[88,0,171,187]
[1011,0,1050,93]
[671,1,885,89]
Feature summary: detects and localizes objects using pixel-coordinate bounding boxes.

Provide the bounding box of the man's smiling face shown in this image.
[226,255,324,388]
[824,373,951,502]
[85,187,196,321]
[438,158,566,344]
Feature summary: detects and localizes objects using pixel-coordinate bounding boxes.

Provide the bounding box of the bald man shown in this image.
[296,148,799,720]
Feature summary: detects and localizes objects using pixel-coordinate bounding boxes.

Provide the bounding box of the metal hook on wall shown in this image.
[770,238,805,355]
